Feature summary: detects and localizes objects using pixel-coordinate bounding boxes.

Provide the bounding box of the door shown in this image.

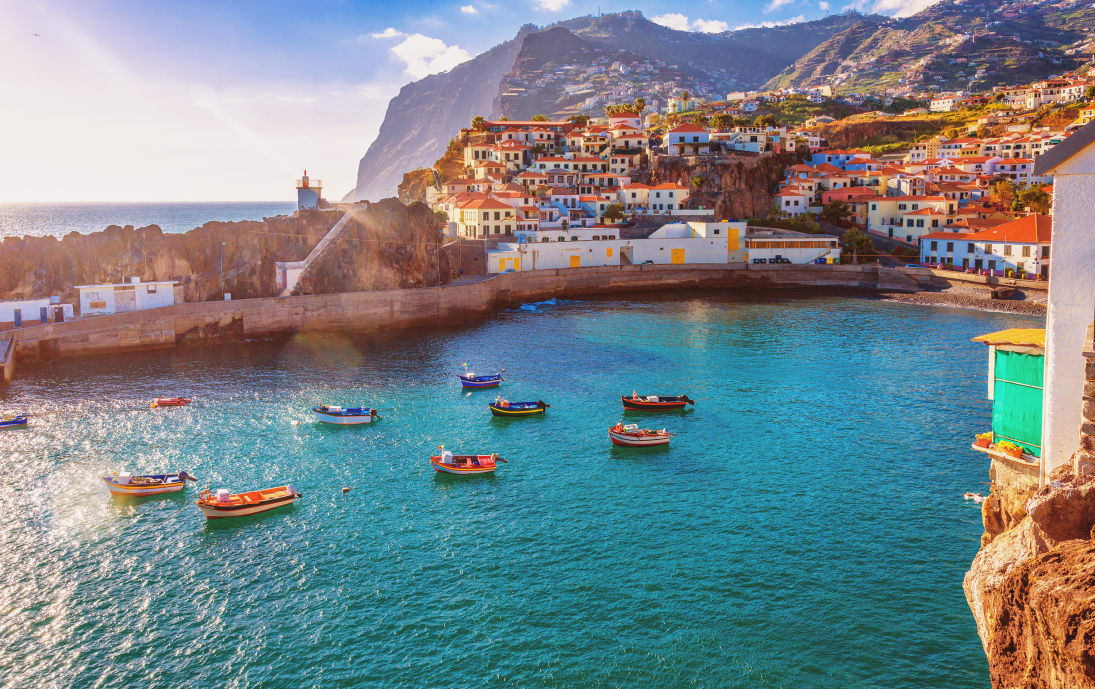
[13,309,21,327]
[569,255,580,268]
[670,248,685,264]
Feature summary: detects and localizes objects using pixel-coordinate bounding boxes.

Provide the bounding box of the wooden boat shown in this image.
[196,485,301,519]
[312,404,380,425]
[458,372,503,389]
[609,422,674,447]
[430,450,505,476]
[488,398,548,417]
[102,471,196,496]
[0,413,28,430]
[152,397,191,408]
[621,393,694,411]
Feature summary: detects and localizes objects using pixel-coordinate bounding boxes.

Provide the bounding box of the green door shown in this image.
[991,350,1044,457]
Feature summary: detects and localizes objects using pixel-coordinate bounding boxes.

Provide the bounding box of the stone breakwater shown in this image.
[8,263,916,370]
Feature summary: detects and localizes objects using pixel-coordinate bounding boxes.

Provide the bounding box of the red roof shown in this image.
[610,111,640,118]
[967,214,1051,244]
[922,231,977,240]
[459,198,513,211]
[667,124,708,134]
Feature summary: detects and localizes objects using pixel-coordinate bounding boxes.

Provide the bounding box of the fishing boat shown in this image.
[102,471,196,496]
[488,398,548,417]
[0,413,28,430]
[152,397,191,408]
[609,422,674,447]
[196,485,301,519]
[458,372,503,389]
[312,404,380,425]
[430,449,505,476]
[621,392,694,411]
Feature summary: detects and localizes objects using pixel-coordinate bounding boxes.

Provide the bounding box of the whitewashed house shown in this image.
[76,278,180,316]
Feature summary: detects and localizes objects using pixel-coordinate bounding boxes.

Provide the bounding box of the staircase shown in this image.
[278,210,355,296]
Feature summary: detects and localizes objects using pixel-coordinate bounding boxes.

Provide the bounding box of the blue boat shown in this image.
[0,414,27,430]
[458,373,503,389]
[312,405,380,425]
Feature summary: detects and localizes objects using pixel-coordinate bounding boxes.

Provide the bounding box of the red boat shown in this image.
[152,397,191,408]
[621,393,693,411]
[609,422,674,447]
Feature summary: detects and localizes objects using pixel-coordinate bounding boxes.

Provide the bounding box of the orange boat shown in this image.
[196,485,301,519]
[152,397,191,408]
[430,450,505,476]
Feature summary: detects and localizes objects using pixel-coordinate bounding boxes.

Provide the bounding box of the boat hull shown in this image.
[460,378,502,389]
[153,398,190,407]
[488,404,544,417]
[198,495,297,519]
[102,477,186,496]
[621,397,688,411]
[609,430,671,446]
[430,456,497,475]
[313,410,375,425]
[0,417,28,429]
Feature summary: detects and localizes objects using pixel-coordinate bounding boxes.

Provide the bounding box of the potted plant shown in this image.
[994,440,1024,458]
[975,432,992,448]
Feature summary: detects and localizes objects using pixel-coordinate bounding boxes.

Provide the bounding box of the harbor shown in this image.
[0,292,1034,688]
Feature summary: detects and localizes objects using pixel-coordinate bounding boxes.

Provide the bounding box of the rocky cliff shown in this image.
[0,211,341,303]
[293,199,449,295]
[965,467,1095,688]
[649,153,794,219]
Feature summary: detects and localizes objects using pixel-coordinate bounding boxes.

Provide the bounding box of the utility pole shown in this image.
[219,242,227,300]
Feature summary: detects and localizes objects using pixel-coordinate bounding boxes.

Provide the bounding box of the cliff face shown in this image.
[649,153,793,219]
[293,199,448,295]
[0,211,341,303]
[965,467,1095,688]
[817,118,944,149]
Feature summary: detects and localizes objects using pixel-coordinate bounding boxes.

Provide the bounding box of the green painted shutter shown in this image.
[991,350,1044,457]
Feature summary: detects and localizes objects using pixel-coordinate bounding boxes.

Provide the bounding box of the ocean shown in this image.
[0,292,1039,688]
[0,202,297,240]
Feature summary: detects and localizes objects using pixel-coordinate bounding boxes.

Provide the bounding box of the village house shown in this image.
[919,214,1051,279]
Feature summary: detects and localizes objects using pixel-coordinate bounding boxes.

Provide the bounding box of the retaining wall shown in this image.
[8,263,906,367]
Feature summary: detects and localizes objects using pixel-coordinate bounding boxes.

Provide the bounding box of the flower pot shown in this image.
[975,438,992,448]
[1004,447,1023,458]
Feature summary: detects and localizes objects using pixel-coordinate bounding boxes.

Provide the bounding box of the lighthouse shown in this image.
[296,170,323,210]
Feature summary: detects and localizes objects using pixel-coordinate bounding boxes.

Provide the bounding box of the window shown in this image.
[1021,245,1030,258]
[1003,245,1012,256]
[989,260,997,270]
[946,242,954,253]
[1042,245,1050,258]
[147,285,157,294]
[967,243,975,253]
[984,243,993,253]
[930,241,938,251]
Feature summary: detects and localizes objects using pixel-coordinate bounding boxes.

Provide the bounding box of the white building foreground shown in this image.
[76,278,180,316]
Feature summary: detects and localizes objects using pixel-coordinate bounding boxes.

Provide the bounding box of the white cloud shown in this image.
[533,0,570,11]
[819,0,830,9]
[734,14,806,29]
[460,4,478,13]
[764,0,794,12]
[652,13,729,33]
[843,0,940,16]
[371,27,404,39]
[389,34,471,79]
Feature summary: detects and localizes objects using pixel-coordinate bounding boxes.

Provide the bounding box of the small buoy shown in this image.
[150,402,157,408]
[465,392,472,397]
[290,420,301,425]
[341,487,351,494]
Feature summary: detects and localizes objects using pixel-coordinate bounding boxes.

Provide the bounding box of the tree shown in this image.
[690,176,704,191]
[842,227,872,264]
[645,113,662,128]
[603,203,625,223]
[991,177,1018,208]
[567,114,589,127]
[709,113,736,130]
[433,209,449,227]
[530,114,548,121]
[680,90,691,101]
[632,97,646,114]
[820,200,852,227]
[499,116,510,121]
[1086,85,1095,101]
[471,115,485,130]
[1017,184,1051,215]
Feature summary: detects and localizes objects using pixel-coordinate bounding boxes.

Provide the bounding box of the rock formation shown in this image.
[964,467,1095,688]
[649,153,794,220]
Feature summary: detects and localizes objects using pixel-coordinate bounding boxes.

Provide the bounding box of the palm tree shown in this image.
[690,176,704,191]
[471,115,485,130]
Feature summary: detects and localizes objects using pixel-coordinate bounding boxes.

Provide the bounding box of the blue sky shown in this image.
[0,0,937,202]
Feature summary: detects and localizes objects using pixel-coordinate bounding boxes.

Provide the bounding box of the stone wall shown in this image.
[1071,350,1095,477]
[9,263,900,366]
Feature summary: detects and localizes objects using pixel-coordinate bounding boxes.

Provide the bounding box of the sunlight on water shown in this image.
[0,293,1041,688]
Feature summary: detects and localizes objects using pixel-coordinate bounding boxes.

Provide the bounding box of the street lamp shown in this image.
[219,242,227,300]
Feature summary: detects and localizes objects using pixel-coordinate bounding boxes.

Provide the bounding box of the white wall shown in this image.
[1042,150,1095,482]
[135,284,177,310]
[79,288,116,316]
[630,237,729,264]
[749,244,840,264]
[0,299,52,323]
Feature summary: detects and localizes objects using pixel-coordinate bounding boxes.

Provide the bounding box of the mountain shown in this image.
[346,10,875,201]
[765,0,1095,94]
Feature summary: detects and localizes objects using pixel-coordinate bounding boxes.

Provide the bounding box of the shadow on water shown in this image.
[608,444,672,460]
[107,490,191,508]
[199,503,296,532]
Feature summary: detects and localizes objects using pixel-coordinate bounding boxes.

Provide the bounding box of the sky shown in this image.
[0,0,940,203]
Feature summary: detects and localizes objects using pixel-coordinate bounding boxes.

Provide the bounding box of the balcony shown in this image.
[296,179,323,189]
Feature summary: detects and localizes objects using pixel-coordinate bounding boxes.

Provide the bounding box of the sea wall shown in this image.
[9,263,907,365]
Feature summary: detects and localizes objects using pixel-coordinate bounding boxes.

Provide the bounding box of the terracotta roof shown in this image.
[667,124,708,134]
[459,198,513,211]
[967,214,1051,244]
[922,231,977,240]
[610,111,640,118]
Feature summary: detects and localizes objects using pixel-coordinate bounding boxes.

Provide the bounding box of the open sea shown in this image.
[0,292,1041,688]
[0,202,297,239]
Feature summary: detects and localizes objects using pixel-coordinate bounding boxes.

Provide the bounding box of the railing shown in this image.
[296,179,323,189]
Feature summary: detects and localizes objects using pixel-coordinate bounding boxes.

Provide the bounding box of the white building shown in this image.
[76,278,180,316]
[747,230,841,264]
[0,298,73,327]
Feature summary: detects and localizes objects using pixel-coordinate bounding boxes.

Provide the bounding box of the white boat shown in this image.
[608,422,674,447]
[312,405,379,425]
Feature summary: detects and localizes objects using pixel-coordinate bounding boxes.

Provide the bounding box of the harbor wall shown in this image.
[8,263,906,366]
[0,335,14,387]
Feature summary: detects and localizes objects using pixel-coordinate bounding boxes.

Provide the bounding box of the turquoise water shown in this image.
[0,202,296,239]
[0,293,1041,688]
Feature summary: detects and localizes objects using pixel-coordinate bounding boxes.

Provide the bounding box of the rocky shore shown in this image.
[880,280,1047,316]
